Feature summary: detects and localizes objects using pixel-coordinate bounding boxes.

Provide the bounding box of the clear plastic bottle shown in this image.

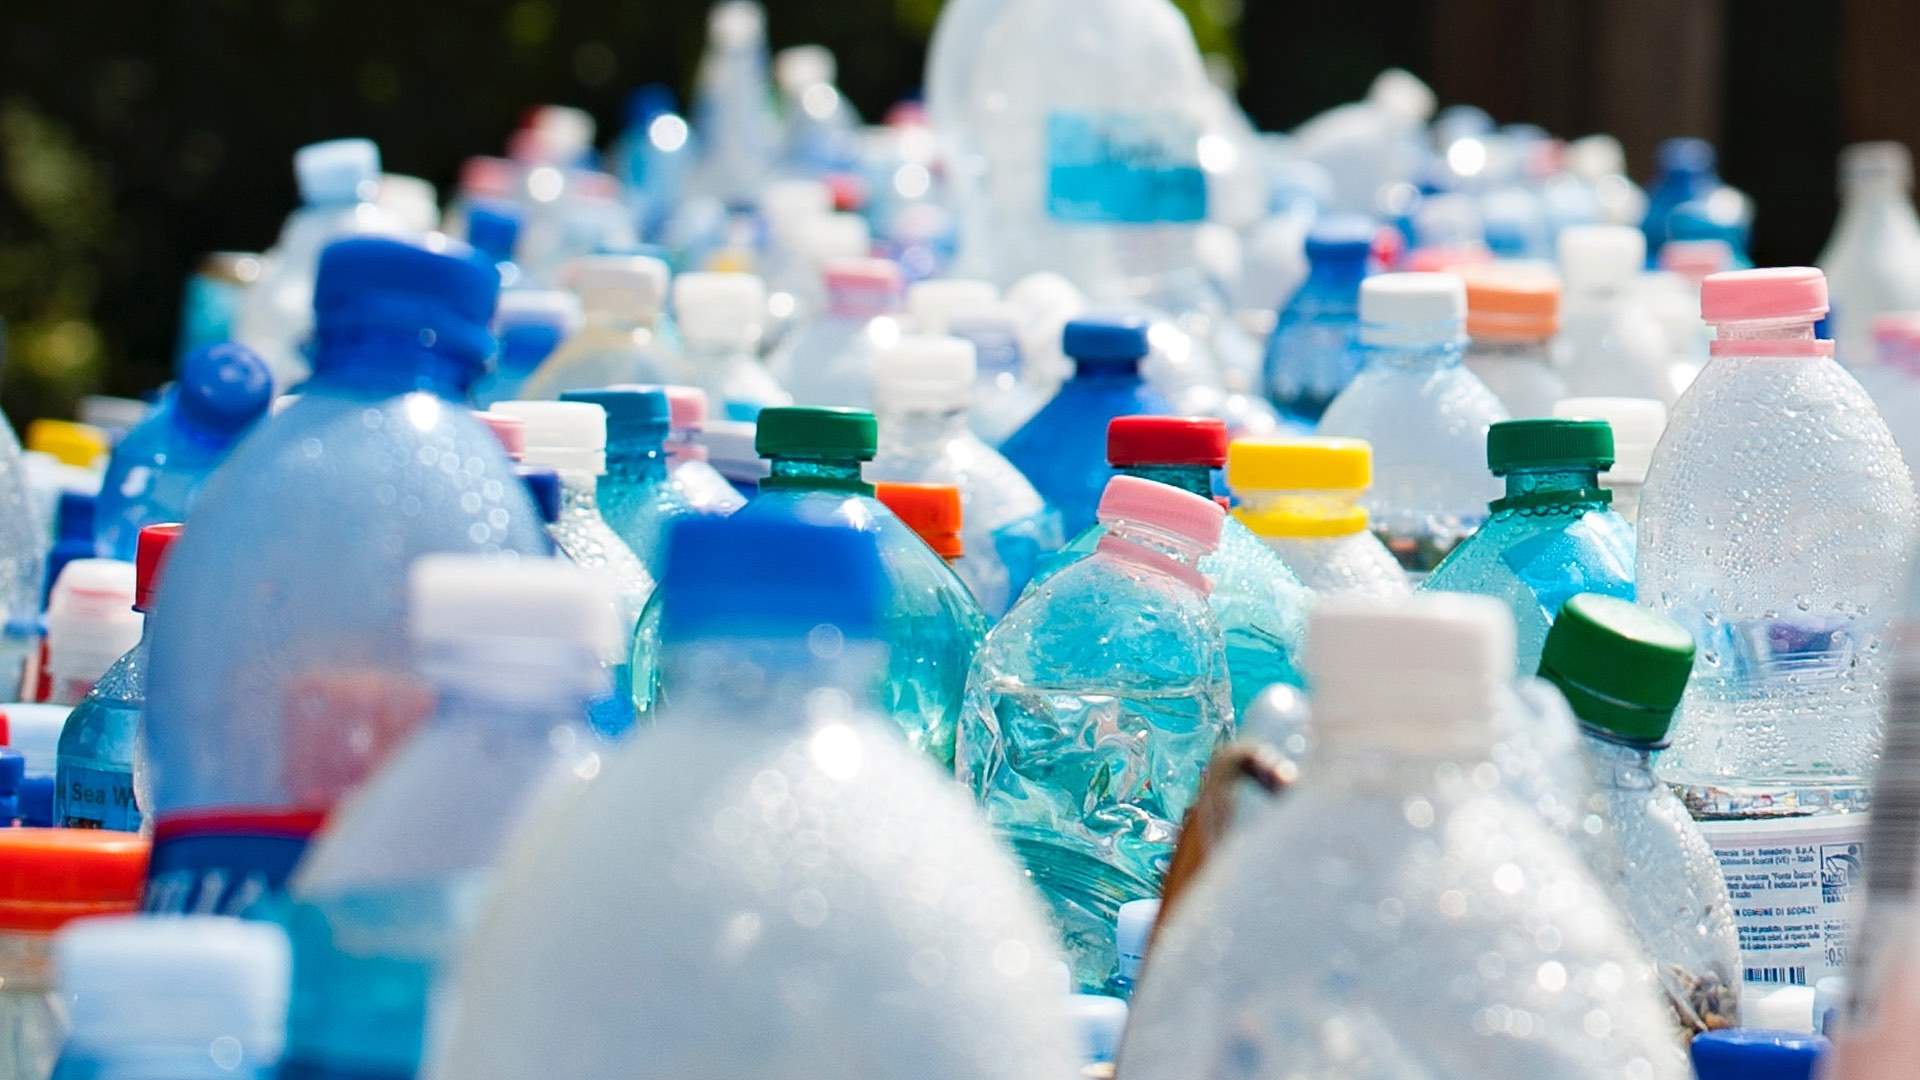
[1291,69,1437,217]
[958,476,1230,986]
[1539,594,1743,1037]
[1819,143,1920,378]
[469,289,580,409]
[1422,419,1635,675]
[1318,272,1508,577]
[867,334,1061,618]
[559,387,694,579]
[904,279,1044,443]
[1642,138,1722,269]
[1553,396,1667,525]
[92,344,271,561]
[772,45,861,178]
[669,271,790,421]
[517,256,676,400]
[1229,436,1411,598]
[774,258,905,411]
[277,556,614,1080]
[143,237,547,914]
[659,386,746,514]
[1263,214,1372,426]
[1460,267,1567,418]
[53,526,178,831]
[0,412,49,697]
[1868,315,1920,483]
[432,515,1078,1080]
[687,1,779,207]
[1559,225,1681,403]
[41,560,140,709]
[1118,593,1689,1080]
[492,400,654,740]
[1641,267,1916,990]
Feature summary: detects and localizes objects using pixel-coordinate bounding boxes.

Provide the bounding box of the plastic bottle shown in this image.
[52,915,289,1080]
[697,418,766,500]
[959,476,1229,985]
[432,515,1078,1080]
[277,556,614,1080]
[175,252,263,368]
[1002,316,1173,535]
[1292,69,1438,216]
[492,400,654,739]
[463,200,524,291]
[1552,396,1666,524]
[688,1,779,207]
[1558,225,1679,403]
[1118,593,1688,1080]
[1641,267,1915,990]
[659,386,746,513]
[0,749,21,824]
[0,830,147,1080]
[1871,314,1920,482]
[1691,1029,1828,1080]
[41,560,140,709]
[774,258,905,411]
[52,526,177,832]
[1105,897,1158,1001]
[773,45,861,177]
[559,387,693,579]
[517,255,676,400]
[867,334,1061,617]
[41,492,99,611]
[0,706,71,828]
[1262,214,1372,426]
[93,344,272,561]
[1642,138,1722,268]
[952,302,1046,445]
[470,289,581,409]
[1460,267,1566,418]
[1538,594,1742,1037]
[1422,419,1635,674]
[670,271,790,421]
[0,412,48,697]
[1228,436,1411,598]
[1819,143,1920,378]
[1318,272,1508,577]
[143,237,547,914]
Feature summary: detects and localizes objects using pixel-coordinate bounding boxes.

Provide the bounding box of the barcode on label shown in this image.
[1745,966,1809,986]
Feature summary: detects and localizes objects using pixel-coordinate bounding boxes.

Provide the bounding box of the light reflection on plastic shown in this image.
[893,163,931,201]
[1447,138,1488,178]
[1196,134,1237,175]
[649,114,689,153]
[526,166,565,203]
[405,393,444,432]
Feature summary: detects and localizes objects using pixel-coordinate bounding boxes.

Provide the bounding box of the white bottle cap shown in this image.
[1068,995,1129,1064]
[1553,397,1667,484]
[56,915,291,1062]
[1368,69,1437,123]
[774,45,837,95]
[557,256,670,321]
[493,401,607,474]
[803,213,872,264]
[761,179,833,243]
[528,106,596,165]
[1358,272,1466,349]
[376,174,438,234]
[294,138,381,206]
[907,279,999,336]
[1745,984,1817,1034]
[495,288,584,335]
[409,554,620,680]
[673,271,768,346]
[45,559,142,684]
[709,0,765,48]
[1565,135,1627,180]
[1558,225,1645,292]
[1841,141,1911,189]
[1306,594,1513,755]
[1114,898,1159,980]
[874,335,977,409]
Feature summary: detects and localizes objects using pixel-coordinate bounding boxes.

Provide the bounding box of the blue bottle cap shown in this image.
[466,201,522,265]
[174,343,272,435]
[1063,315,1151,365]
[311,236,500,371]
[17,774,52,827]
[0,747,22,796]
[1690,1028,1828,1080]
[560,387,672,450]
[1306,214,1378,260]
[54,490,95,543]
[1658,137,1716,176]
[1069,995,1128,1064]
[516,466,562,526]
[659,515,887,642]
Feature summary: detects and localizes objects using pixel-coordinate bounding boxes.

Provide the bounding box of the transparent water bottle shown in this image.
[432,515,1078,1080]
[903,279,1040,443]
[470,289,580,409]
[1118,593,1688,1080]
[1318,271,1508,577]
[0,411,48,696]
[1553,396,1667,525]
[143,237,547,914]
[1227,436,1410,598]
[517,256,676,400]
[687,0,778,207]
[1819,143,1920,377]
[958,476,1230,986]
[670,271,789,421]
[774,258,905,411]
[1642,267,1916,990]
[1559,225,1679,403]
[1460,267,1566,418]
[1422,418,1635,675]
[559,387,694,579]
[659,386,746,514]
[1262,214,1371,427]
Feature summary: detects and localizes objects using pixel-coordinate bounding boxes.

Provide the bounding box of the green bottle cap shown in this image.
[1537,593,1695,746]
[754,406,878,461]
[1486,418,1614,475]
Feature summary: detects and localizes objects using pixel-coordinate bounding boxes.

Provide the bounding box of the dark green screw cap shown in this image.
[1537,593,1695,746]
[1487,418,1614,475]
[754,406,878,461]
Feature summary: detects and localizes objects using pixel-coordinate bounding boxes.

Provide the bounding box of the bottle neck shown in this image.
[554,468,602,507]
[664,430,708,464]
[1120,463,1214,499]
[605,439,671,485]
[876,403,971,442]
[1073,359,1143,383]
[306,336,479,401]
[1306,259,1367,300]
[662,638,887,727]
[1095,519,1212,594]
[1578,731,1658,792]
[1493,466,1608,512]
[760,456,874,495]
[1360,338,1464,371]
[1706,318,1828,359]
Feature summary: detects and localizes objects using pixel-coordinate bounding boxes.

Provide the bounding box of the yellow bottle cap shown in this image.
[25,419,108,469]
[1226,437,1372,492]
[1235,504,1370,539]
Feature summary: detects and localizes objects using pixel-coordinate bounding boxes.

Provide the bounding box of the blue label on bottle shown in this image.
[1046,111,1208,225]
[143,808,326,916]
[56,761,141,832]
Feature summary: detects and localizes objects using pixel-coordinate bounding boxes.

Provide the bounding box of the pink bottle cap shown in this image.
[662,386,709,431]
[1096,475,1225,552]
[1700,267,1829,323]
[823,258,904,294]
[476,411,527,461]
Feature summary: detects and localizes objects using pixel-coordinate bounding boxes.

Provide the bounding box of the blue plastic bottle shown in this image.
[560,387,696,579]
[1641,137,1721,267]
[52,525,179,832]
[142,236,547,915]
[1263,214,1373,427]
[42,492,100,609]
[1422,418,1635,674]
[470,290,581,410]
[464,200,525,290]
[1002,316,1173,535]
[93,343,272,561]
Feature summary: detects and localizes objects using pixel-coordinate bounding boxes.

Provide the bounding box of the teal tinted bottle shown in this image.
[1422,418,1635,674]
[561,387,695,579]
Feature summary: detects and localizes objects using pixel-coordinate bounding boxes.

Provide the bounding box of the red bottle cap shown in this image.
[875,482,964,560]
[134,523,184,614]
[1106,416,1229,468]
[0,829,149,932]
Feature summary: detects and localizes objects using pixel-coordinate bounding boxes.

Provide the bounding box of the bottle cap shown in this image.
[492,401,607,474]
[1115,898,1159,979]
[45,559,142,682]
[673,271,767,345]
[1557,225,1645,292]
[556,255,670,320]
[822,257,902,298]
[1358,273,1465,349]
[516,466,562,526]
[1306,595,1513,752]
[1305,214,1377,262]
[774,44,836,95]
[1537,594,1694,746]
[805,215,874,264]
[1690,1029,1827,1080]
[659,515,888,641]
[0,830,148,931]
[133,524,183,614]
[1459,266,1559,340]
[754,406,877,462]
[1107,416,1228,468]
[0,748,22,803]
[1657,137,1715,176]
[1096,475,1224,552]
[708,0,765,47]
[524,105,596,165]
[1064,315,1151,365]
[1486,418,1613,475]
[1226,436,1371,492]
[175,343,273,436]
[294,138,380,206]
[760,179,833,233]
[1552,398,1665,483]
[873,336,977,410]
[25,420,107,469]
[874,482,963,559]
[1841,141,1911,189]
[561,387,672,450]
[495,288,584,335]
[465,201,522,264]
[1368,68,1437,122]
[662,386,709,432]
[1659,239,1734,282]
[1069,995,1129,1065]
[1700,267,1829,324]
[376,174,437,234]
[57,914,291,1061]
[410,554,618,680]
[312,237,500,371]
[475,411,527,461]
[907,279,999,336]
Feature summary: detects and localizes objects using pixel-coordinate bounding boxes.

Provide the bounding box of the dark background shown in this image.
[0,0,1910,421]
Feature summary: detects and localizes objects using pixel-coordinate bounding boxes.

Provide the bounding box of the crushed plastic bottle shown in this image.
[1552,396,1666,525]
[670,271,790,420]
[1459,266,1566,418]
[559,387,694,579]
[1263,214,1372,426]
[517,256,676,400]
[1228,436,1411,598]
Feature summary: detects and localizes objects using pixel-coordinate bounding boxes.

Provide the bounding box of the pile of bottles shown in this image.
[19,2,1920,1078]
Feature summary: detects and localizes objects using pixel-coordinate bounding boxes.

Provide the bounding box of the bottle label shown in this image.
[143,807,327,916]
[1045,111,1207,225]
[1697,814,1866,987]
[56,761,140,832]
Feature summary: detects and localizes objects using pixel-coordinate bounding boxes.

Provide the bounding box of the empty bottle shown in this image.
[433,515,1078,1080]
[773,45,861,177]
[874,482,964,562]
[670,271,789,420]
[470,289,580,409]
[774,258,905,411]
[1422,418,1635,674]
[1559,224,1680,403]
[1819,143,1920,377]
[659,386,746,513]
[560,387,694,578]
[688,1,779,206]
[868,334,1061,617]
[1460,267,1566,418]
[518,256,676,400]
[1641,267,1915,990]
[42,560,139,709]
[1642,138,1722,268]
[1553,396,1666,524]
[143,237,546,914]
[906,279,1042,441]
[0,414,49,695]
[1319,272,1508,577]
[93,343,272,561]
[1869,315,1920,483]
[1540,594,1743,1036]
[464,200,525,290]
[175,252,262,367]
[959,476,1230,986]
[1263,214,1372,426]
[1118,594,1688,1080]
[1228,436,1410,598]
